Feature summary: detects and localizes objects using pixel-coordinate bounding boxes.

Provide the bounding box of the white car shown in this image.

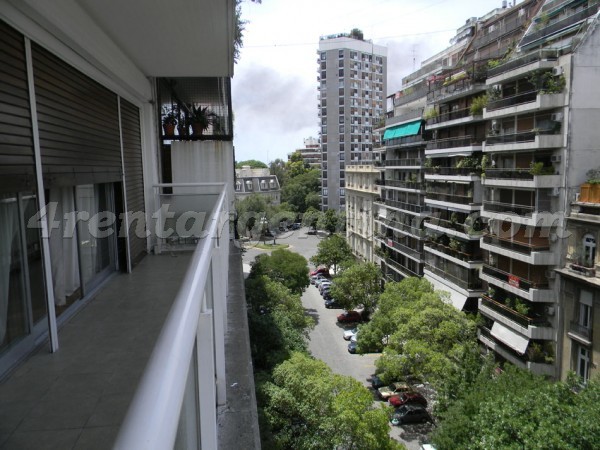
[343,327,358,341]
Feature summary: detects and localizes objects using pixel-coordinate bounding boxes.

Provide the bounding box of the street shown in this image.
[241,227,426,449]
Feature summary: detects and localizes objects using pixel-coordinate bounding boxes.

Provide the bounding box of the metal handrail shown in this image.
[115,183,228,450]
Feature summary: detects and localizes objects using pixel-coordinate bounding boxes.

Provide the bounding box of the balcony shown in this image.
[484,91,566,119]
[376,216,426,239]
[424,241,483,269]
[478,327,555,377]
[425,135,483,157]
[568,321,593,345]
[424,216,484,240]
[424,166,481,182]
[425,106,483,130]
[424,263,484,292]
[481,234,556,265]
[379,235,422,260]
[481,199,558,227]
[386,108,424,126]
[479,296,553,340]
[385,257,422,278]
[520,3,600,50]
[486,49,559,82]
[483,130,563,153]
[385,180,424,192]
[482,168,561,189]
[384,158,423,168]
[427,78,487,104]
[0,185,260,449]
[480,264,553,302]
[384,134,424,148]
[384,199,429,215]
[425,191,481,212]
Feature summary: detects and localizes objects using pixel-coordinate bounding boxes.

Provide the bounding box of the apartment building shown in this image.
[0,1,258,448]
[291,136,322,169]
[318,30,387,211]
[235,166,281,205]
[371,0,600,378]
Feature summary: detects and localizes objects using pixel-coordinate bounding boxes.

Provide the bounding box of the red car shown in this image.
[310,267,330,277]
[388,392,427,408]
[337,311,361,323]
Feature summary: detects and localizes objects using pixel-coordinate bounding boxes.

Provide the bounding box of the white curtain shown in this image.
[49,187,80,306]
[75,185,101,285]
[0,196,18,344]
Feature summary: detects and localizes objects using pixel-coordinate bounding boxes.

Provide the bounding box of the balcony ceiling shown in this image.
[10,0,234,78]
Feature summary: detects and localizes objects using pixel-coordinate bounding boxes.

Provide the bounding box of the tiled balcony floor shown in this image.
[0,244,258,450]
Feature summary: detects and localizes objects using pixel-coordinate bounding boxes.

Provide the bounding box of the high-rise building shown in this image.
[318,30,387,211]
[289,136,322,169]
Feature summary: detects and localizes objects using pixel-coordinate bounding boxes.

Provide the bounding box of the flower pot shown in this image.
[162,123,176,136]
[590,184,600,203]
[191,123,206,135]
[177,125,189,137]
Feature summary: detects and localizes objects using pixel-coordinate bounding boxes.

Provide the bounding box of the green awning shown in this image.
[383,120,421,141]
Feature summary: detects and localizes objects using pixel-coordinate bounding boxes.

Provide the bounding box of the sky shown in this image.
[232,0,509,164]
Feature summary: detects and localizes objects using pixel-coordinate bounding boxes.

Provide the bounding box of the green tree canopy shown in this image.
[310,234,354,274]
[235,194,272,237]
[330,262,381,315]
[281,169,320,213]
[249,249,310,295]
[261,352,403,450]
[317,208,341,234]
[269,158,287,187]
[236,159,268,169]
[432,368,600,450]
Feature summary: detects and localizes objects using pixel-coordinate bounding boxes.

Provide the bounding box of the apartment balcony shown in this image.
[0,185,259,450]
[424,216,484,241]
[425,107,484,130]
[480,264,554,302]
[482,168,561,189]
[478,327,555,377]
[425,191,481,212]
[427,79,487,104]
[377,216,426,239]
[424,166,481,182]
[386,108,424,126]
[378,235,422,261]
[520,2,600,50]
[384,199,430,216]
[568,321,593,346]
[425,135,483,157]
[481,199,558,227]
[385,257,422,278]
[384,158,423,168]
[479,296,553,340]
[483,130,563,153]
[424,241,483,270]
[484,91,566,119]
[385,180,424,193]
[486,49,559,84]
[384,134,424,148]
[480,234,556,265]
[424,264,484,294]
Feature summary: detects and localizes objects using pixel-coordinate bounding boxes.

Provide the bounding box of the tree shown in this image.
[310,234,354,274]
[330,262,381,315]
[236,159,268,169]
[249,249,310,295]
[302,207,321,231]
[269,158,287,188]
[317,208,340,234]
[261,352,403,450]
[432,368,600,450]
[235,194,272,238]
[281,169,320,212]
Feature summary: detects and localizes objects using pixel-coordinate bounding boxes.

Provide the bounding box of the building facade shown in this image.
[291,136,322,169]
[235,166,281,205]
[318,31,387,211]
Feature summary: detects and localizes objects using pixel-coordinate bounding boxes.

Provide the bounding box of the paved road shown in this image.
[241,228,425,449]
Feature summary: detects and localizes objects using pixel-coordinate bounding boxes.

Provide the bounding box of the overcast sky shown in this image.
[232,0,508,164]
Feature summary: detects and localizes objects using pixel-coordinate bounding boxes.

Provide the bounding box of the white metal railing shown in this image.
[114,183,229,450]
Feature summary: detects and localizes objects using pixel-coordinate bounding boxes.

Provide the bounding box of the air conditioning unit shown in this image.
[491,120,500,132]
[550,155,561,163]
[552,66,564,76]
[550,112,563,122]
[545,306,555,316]
[489,254,497,266]
[550,187,560,196]
[546,270,556,279]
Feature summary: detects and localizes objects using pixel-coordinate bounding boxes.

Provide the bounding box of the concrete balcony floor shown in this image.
[0,244,258,450]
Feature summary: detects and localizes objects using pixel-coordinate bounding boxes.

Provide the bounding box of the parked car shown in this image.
[389,392,428,408]
[310,274,328,285]
[370,375,386,390]
[290,223,301,230]
[337,311,361,323]
[315,277,331,288]
[322,291,333,300]
[378,382,412,400]
[347,341,357,354]
[319,282,332,293]
[325,299,341,309]
[390,405,431,426]
[343,327,358,341]
[306,228,317,235]
[310,267,330,277]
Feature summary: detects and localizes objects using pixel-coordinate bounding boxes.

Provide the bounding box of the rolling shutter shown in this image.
[120,99,147,266]
[0,21,35,193]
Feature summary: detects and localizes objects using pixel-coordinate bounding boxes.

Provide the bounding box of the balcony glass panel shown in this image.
[487,90,538,111]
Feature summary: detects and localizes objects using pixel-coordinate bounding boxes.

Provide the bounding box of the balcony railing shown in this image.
[386,257,422,277]
[378,217,425,238]
[521,3,600,48]
[384,158,422,167]
[483,200,535,216]
[386,180,423,190]
[481,295,548,328]
[487,90,538,111]
[425,263,483,291]
[484,168,535,179]
[386,109,424,126]
[482,264,549,291]
[470,14,529,49]
[424,166,481,176]
[426,135,481,151]
[424,241,483,263]
[382,237,422,259]
[384,134,424,147]
[426,216,483,236]
[116,183,229,449]
[427,79,486,103]
[487,49,559,78]
[384,199,429,214]
[393,86,429,107]
[425,106,474,125]
[426,191,476,206]
[482,234,550,255]
[569,320,593,341]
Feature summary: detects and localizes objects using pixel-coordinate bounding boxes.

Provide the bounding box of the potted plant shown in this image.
[580,168,600,203]
[162,106,177,136]
[190,105,215,136]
